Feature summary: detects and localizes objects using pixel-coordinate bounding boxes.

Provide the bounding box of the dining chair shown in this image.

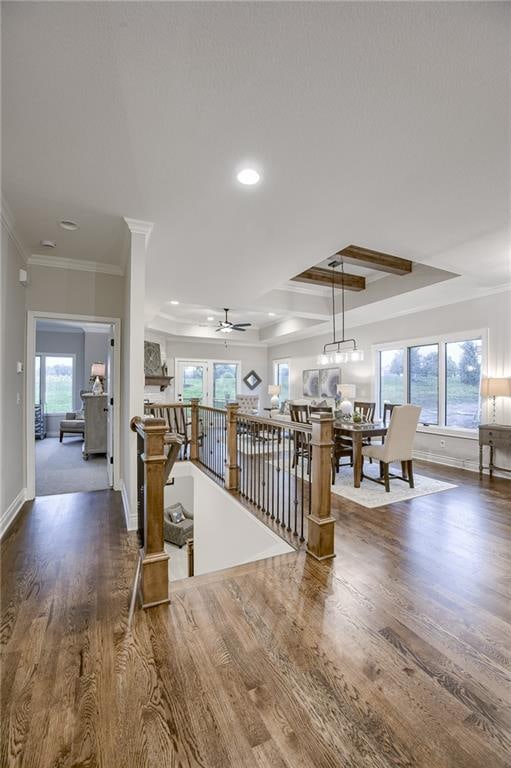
[382,402,399,426]
[290,403,311,471]
[331,435,353,483]
[354,401,375,422]
[360,404,421,491]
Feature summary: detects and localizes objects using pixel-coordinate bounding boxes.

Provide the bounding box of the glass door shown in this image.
[176,361,208,403]
[213,362,238,408]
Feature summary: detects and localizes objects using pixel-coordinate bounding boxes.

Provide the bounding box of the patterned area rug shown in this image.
[331,463,457,508]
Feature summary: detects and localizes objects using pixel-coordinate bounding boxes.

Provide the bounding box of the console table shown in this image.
[479,424,511,477]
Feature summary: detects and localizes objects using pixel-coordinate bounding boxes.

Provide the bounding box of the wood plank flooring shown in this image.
[1,463,510,767]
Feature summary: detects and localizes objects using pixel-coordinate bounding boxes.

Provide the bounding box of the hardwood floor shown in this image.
[1,464,510,767]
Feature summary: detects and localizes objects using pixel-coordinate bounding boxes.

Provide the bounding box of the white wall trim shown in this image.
[28,253,123,276]
[1,488,27,539]
[123,218,154,246]
[26,311,122,500]
[413,449,510,480]
[1,195,29,263]
[119,478,137,531]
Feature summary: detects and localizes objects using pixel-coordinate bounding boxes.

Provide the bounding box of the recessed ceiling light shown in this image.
[237,168,260,186]
[59,220,79,231]
[268,312,276,317]
[40,240,56,248]
[170,300,179,305]
[207,316,214,321]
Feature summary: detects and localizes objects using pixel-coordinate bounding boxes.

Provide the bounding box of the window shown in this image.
[274,361,290,402]
[375,333,484,432]
[44,355,74,413]
[35,355,41,405]
[379,349,405,416]
[213,363,238,408]
[445,339,482,428]
[408,344,439,424]
[181,364,206,402]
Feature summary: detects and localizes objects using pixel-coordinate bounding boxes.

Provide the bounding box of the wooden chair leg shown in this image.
[379,460,384,479]
[407,460,414,489]
[383,463,390,492]
[59,430,63,443]
[360,454,364,483]
[401,460,408,480]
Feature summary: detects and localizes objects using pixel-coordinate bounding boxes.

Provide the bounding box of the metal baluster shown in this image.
[300,435,305,542]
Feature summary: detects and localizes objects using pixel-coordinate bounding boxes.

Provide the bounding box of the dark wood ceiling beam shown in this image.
[292,267,365,292]
[335,245,412,275]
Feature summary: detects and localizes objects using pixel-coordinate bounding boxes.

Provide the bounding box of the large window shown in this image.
[274,361,290,402]
[375,333,484,431]
[213,363,238,408]
[36,354,75,413]
[408,344,439,424]
[445,339,482,428]
[379,349,405,414]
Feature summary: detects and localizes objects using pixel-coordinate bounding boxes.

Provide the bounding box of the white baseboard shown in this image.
[1,488,27,539]
[120,478,137,531]
[413,450,510,480]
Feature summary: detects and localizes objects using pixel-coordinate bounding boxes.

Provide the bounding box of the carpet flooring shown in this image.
[35,436,109,496]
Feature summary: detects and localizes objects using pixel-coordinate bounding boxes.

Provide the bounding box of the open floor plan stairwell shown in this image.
[1,461,510,768]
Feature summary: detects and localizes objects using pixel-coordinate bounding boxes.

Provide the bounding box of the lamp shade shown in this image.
[480,378,511,397]
[91,362,105,378]
[338,384,356,400]
[268,384,281,396]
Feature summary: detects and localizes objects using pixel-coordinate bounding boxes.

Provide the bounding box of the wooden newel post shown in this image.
[307,413,335,561]
[225,402,240,490]
[130,416,170,608]
[190,397,200,460]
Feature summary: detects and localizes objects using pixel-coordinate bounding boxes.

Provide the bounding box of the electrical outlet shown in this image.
[440,439,446,448]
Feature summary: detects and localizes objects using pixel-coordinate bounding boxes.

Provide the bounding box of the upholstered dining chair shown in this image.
[360,404,421,491]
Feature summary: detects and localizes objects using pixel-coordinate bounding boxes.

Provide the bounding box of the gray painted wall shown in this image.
[1,222,26,524]
[84,332,110,390]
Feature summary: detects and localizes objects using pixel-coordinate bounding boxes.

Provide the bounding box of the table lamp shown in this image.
[337,384,356,416]
[268,384,281,410]
[480,377,511,423]
[91,362,106,395]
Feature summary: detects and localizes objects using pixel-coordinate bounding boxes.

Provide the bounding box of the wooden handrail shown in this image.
[130,415,183,608]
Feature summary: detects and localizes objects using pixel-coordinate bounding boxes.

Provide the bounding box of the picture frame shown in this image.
[243,369,262,391]
[302,369,319,398]
[319,367,341,398]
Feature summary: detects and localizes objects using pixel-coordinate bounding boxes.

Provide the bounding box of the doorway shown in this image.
[175,359,241,408]
[26,312,121,499]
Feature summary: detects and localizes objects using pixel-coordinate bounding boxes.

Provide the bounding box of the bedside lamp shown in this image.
[268,384,281,410]
[480,377,511,423]
[337,384,356,416]
[91,362,106,395]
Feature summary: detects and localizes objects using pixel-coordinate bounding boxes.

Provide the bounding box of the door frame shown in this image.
[26,310,121,499]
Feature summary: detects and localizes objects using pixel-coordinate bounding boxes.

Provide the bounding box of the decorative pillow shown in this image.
[165,502,184,524]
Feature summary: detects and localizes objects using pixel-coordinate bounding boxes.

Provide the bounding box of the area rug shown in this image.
[265,457,457,509]
[35,436,109,496]
[330,463,457,508]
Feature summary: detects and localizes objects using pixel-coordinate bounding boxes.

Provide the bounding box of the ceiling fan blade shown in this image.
[232,326,247,332]
[232,323,251,328]
[215,327,222,332]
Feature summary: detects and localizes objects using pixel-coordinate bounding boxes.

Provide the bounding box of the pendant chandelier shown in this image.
[318,259,364,365]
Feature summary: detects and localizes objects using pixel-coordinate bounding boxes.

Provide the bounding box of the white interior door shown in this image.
[105,335,114,486]
[176,361,209,404]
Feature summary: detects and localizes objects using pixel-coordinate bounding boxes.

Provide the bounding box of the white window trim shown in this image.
[372,328,488,437]
[175,358,242,406]
[37,352,76,415]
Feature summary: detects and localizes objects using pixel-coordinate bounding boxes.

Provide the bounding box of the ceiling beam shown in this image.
[335,244,412,275]
[291,267,366,292]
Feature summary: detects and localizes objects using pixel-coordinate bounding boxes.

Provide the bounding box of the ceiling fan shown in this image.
[215,308,252,333]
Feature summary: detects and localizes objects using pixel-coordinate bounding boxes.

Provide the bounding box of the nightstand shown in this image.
[479,424,511,477]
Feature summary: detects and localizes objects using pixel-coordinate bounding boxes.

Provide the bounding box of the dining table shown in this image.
[333,420,388,488]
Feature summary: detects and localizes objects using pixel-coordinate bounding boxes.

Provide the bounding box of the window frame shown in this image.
[175,358,242,407]
[38,352,76,415]
[373,328,487,438]
[273,359,290,402]
[407,342,440,426]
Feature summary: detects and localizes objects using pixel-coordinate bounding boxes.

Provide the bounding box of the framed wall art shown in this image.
[319,367,341,398]
[302,369,319,398]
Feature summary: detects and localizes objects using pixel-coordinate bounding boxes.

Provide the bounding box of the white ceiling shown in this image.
[3,2,510,346]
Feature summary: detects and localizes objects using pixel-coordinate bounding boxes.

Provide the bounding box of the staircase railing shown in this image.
[131,415,183,608]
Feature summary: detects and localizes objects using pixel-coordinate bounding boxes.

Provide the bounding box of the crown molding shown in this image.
[28,253,124,276]
[123,217,154,246]
[1,195,30,263]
